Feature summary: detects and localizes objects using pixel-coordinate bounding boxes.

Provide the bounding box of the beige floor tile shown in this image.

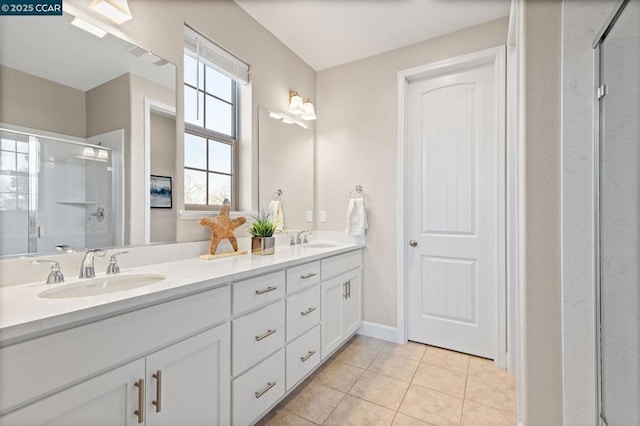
[324,395,396,426]
[256,409,317,426]
[382,341,427,361]
[348,370,410,410]
[412,363,467,398]
[368,352,420,382]
[464,366,517,414]
[399,384,463,426]
[312,360,364,392]
[350,334,388,352]
[392,413,435,426]
[468,357,512,379]
[421,346,470,373]
[461,400,517,426]
[280,382,345,424]
[334,344,379,369]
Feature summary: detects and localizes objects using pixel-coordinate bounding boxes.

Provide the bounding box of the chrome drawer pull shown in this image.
[255,382,276,399]
[152,370,162,413]
[300,307,316,317]
[347,280,351,298]
[134,378,144,423]
[300,350,316,362]
[343,282,348,299]
[255,286,277,295]
[255,329,277,341]
[300,272,316,279]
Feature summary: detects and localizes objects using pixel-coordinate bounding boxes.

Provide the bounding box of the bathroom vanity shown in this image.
[0,242,363,425]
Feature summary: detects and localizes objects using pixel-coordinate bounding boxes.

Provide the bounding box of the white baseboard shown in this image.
[357,321,404,343]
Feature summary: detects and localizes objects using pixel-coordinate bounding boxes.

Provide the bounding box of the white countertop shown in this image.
[0,241,363,346]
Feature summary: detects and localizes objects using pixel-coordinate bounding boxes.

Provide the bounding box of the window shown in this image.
[0,132,29,211]
[183,26,249,210]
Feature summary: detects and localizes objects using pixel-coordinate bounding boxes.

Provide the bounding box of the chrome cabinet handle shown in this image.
[255,329,277,341]
[134,378,144,423]
[255,286,277,295]
[255,382,276,399]
[343,282,348,299]
[152,370,162,413]
[300,350,316,362]
[300,272,316,279]
[347,280,351,298]
[409,240,418,247]
[300,307,316,316]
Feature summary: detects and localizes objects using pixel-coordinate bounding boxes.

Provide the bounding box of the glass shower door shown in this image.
[598,0,640,424]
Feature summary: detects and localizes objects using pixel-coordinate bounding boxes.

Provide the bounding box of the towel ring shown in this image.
[271,189,283,201]
[349,185,364,199]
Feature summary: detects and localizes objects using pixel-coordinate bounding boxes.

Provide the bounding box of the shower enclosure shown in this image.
[595,0,639,424]
[0,128,122,257]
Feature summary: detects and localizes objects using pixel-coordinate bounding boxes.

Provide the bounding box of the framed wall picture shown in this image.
[150,175,172,208]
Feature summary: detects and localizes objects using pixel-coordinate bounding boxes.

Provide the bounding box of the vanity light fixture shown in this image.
[70,17,107,38]
[83,146,97,157]
[89,0,133,24]
[288,91,305,115]
[300,98,317,121]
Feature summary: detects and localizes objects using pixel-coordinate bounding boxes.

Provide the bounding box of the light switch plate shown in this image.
[320,211,327,223]
[306,211,312,222]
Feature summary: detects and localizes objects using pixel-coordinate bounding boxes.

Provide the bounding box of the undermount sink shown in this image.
[301,242,339,249]
[38,274,166,299]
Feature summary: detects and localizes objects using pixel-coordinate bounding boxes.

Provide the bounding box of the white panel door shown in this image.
[407,60,502,359]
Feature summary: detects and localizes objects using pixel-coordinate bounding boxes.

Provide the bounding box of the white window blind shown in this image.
[184,26,249,84]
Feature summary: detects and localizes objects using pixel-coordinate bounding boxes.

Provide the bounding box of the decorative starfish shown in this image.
[199,199,246,255]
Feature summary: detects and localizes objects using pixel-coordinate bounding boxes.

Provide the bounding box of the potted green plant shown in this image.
[248,209,277,255]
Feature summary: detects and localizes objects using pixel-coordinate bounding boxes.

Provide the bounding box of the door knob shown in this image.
[409,240,418,247]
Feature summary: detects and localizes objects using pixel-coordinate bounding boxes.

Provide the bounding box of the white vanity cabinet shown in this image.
[320,251,363,359]
[0,285,232,426]
[0,324,231,426]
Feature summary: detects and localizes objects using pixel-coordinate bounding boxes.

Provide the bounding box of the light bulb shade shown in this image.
[70,17,107,38]
[90,0,133,24]
[288,92,305,115]
[301,99,317,120]
[269,111,283,120]
[83,147,96,157]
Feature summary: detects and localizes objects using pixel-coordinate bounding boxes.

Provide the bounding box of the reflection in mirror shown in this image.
[258,106,314,231]
[0,12,177,257]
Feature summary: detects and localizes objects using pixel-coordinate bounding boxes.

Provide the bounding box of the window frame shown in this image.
[183,52,239,211]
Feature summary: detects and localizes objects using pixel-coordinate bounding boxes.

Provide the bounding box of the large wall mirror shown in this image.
[258,106,313,231]
[0,13,176,257]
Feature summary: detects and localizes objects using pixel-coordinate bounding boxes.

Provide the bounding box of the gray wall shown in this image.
[150,113,177,243]
[0,65,86,137]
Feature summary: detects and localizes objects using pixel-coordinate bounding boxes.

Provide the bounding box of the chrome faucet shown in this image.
[79,248,106,279]
[296,230,312,245]
[31,260,64,284]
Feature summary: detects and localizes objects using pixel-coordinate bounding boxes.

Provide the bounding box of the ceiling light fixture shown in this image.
[288,91,305,115]
[300,98,317,121]
[90,0,133,24]
[70,17,107,38]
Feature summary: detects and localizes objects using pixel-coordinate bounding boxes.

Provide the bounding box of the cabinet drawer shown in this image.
[233,349,285,426]
[286,285,320,342]
[232,300,285,376]
[286,326,320,390]
[286,261,320,294]
[321,250,362,280]
[232,271,285,315]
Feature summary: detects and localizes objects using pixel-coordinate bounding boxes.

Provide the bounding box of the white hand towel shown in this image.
[345,198,367,236]
[268,199,285,232]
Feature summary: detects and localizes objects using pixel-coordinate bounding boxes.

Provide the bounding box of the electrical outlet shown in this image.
[320,211,327,223]
[306,211,312,222]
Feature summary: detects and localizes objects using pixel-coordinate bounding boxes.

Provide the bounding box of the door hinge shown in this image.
[597,84,607,99]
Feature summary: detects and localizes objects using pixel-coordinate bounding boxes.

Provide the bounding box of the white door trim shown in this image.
[144,98,176,244]
[396,45,508,368]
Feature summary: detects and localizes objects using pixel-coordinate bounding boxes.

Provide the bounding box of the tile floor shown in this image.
[258,335,516,426]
